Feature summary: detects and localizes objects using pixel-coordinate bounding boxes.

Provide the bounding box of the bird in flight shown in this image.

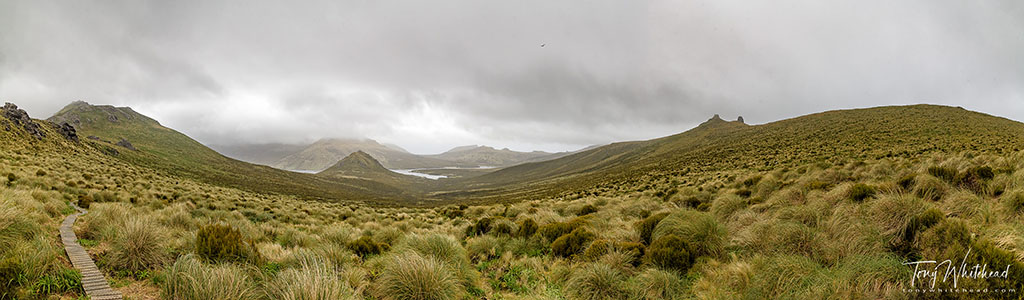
[541,44,546,47]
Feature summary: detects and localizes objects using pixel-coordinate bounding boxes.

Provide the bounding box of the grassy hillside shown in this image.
[47,101,423,204]
[450,105,1024,202]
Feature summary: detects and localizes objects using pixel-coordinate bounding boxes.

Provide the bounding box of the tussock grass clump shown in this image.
[161,255,254,300]
[631,268,687,300]
[375,251,461,300]
[490,218,516,236]
[395,234,478,289]
[466,235,500,262]
[927,166,958,183]
[847,183,876,202]
[710,194,746,219]
[108,217,168,273]
[583,240,644,266]
[1003,190,1024,215]
[264,254,355,300]
[941,190,982,218]
[79,202,130,240]
[896,173,916,191]
[912,174,947,201]
[551,227,596,258]
[651,210,726,259]
[635,212,670,246]
[565,263,628,300]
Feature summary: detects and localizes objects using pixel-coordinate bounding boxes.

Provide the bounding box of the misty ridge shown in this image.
[1,1,1023,300]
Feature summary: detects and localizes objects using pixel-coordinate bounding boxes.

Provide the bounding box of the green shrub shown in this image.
[927,166,958,183]
[582,239,614,261]
[375,251,461,300]
[539,222,572,242]
[651,210,726,258]
[77,194,92,209]
[848,183,876,202]
[348,236,388,258]
[551,227,596,258]
[161,255,255,300]
[464,217,494,237]
[108,217,168,273]
[578,204,598,216]
[196,223,252,262]
[644,235,694,273]
[635,212,670,246]
[516,218,538,238]
[539,217,589,242]
[34,170,45,177]
[565,263,628,300]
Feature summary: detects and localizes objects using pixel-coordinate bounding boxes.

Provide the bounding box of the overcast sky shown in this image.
[2,1,1022,154]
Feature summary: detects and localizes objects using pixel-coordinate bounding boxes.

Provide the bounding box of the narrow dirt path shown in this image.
[60,203,122,300]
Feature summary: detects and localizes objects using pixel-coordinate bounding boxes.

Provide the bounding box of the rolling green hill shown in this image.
[46,101,423,204]
[445,105,1024,202]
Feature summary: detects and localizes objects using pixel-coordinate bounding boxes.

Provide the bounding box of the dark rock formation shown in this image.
[54,122,78,142]
[87,135,101,140]
[116,138,136,150]
[737,116,745,124]
[2,103,45,139]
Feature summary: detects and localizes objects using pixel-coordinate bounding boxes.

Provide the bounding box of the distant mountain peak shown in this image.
[319,150,391,176]
[48,101,158,128]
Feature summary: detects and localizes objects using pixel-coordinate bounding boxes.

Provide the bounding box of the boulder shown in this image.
[54,122,78,142]
[2,103,45,139]
[116,138,137,150]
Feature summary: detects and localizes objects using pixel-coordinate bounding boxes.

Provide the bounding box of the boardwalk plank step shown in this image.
[60,203,122,300]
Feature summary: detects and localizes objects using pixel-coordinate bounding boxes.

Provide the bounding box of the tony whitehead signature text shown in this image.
[903,248,1013,293]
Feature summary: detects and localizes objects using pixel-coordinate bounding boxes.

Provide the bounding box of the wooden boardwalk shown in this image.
[60,204,123,300]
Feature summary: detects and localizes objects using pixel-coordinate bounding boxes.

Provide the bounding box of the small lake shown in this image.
[389,166,497,180]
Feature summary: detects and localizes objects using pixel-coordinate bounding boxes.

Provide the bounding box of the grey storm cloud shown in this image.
[1,0,1022,154]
